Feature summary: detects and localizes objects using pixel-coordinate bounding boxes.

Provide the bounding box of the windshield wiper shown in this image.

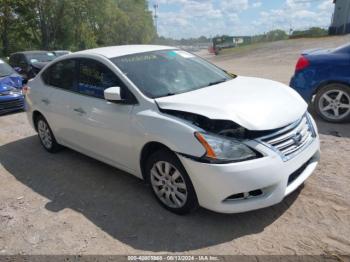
[154,92,176,98]
[207,78,227,86]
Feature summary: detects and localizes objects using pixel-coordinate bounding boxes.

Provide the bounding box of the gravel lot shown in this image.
[0,36,349,256]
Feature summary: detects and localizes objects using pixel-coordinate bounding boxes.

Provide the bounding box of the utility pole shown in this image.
[153,3,159,35]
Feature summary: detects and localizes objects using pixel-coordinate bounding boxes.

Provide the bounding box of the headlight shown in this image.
[194,132,258,163]
[10,89,22,95]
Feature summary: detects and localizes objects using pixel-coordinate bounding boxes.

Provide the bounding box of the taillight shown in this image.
[22,85,30,95]
[295,56,310,72]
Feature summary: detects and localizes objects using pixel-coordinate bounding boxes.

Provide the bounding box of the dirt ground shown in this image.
[0,36,350,256]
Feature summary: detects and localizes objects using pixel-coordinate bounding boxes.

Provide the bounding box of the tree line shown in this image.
[0,0,156,56]
[154,27,328,47]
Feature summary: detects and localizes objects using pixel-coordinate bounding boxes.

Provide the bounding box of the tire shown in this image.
[35,115,62,153]
[314,83,350,123]
[145,149,198,215]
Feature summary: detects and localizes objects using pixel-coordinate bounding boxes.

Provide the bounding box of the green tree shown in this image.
[0,0,156,56]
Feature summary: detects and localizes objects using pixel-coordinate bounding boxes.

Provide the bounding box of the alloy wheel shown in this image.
[318,90,350,121]
[150,161,188,208]
[38,119,53,149]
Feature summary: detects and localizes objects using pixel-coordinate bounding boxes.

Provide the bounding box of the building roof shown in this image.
[75,45,176,58]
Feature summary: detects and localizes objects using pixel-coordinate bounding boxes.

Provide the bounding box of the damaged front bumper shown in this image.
[178,126,320,214]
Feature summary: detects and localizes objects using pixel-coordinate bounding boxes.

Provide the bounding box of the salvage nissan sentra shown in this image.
[25,45,320,214]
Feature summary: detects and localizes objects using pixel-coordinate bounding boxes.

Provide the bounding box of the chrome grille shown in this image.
[259,115,315,161]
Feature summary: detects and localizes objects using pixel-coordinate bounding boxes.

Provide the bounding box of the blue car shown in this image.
[0,59,24,115]
[290,43,350,123]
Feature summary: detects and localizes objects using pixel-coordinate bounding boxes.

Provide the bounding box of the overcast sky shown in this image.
[148,0,335,39]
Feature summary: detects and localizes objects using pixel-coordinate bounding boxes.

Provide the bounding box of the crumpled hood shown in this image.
[155,76,307,131]
[0,73,23,92]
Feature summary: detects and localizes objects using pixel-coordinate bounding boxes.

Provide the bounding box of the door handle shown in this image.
[41,98,50,105]
[73,107,86,114]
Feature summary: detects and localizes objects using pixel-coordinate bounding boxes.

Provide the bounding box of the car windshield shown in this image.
[111,50,234,98]
[0,60,15,77]
[54,51,70,57]
[27,52,56,63]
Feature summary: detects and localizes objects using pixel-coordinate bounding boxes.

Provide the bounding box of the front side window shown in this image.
[111,50,233,98]
[9,54,18,67]
[42,59,76,90]
[78,59,122,99]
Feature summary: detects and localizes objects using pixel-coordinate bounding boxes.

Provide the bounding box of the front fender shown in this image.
[132,109,206,158]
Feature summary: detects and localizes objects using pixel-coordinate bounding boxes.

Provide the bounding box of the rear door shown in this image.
[40,58,79,143]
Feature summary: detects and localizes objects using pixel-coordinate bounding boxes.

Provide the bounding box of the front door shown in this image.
[66,58,136,172]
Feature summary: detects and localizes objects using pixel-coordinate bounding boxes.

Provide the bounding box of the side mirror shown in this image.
[104,86,122,102]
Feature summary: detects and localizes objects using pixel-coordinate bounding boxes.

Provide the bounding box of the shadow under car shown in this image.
[0,135,302,252]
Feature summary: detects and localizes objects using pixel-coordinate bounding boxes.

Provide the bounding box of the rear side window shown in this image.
[9,54,19,67]
[77,59,122,99]
[42,59,76,90]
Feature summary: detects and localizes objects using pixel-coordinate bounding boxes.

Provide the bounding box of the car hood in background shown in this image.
[0,73,23,90]
[302,48,333,56]
[155,76,307,131]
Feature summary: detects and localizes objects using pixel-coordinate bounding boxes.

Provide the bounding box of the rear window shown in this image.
[42,59,76,90]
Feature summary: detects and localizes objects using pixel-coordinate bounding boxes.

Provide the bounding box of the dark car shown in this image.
[0,59,24,114]
[290,43,350,123]
[9,51,56,81]
[53,50,71,57]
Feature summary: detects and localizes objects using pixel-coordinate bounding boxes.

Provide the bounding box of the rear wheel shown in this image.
[36,115,61,153]
[314,84,350,123]
[145,149,198,214]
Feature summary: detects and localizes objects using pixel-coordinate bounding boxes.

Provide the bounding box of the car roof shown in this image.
[11,51,54,56]
[75,45,177,58]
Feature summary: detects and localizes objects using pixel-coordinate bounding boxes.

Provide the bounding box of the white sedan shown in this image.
[25,45,320,214]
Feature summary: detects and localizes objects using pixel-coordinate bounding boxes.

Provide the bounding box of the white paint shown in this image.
[76,45,176,58]
[25,45,320,213]
[156,76,308,130]
[174,50,195,58]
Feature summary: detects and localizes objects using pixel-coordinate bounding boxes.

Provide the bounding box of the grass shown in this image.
[218,42,266,56]
[217,35,339,57]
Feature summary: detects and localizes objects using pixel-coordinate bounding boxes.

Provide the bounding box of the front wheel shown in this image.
[145,149,198,215]
[314,84,350,123]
